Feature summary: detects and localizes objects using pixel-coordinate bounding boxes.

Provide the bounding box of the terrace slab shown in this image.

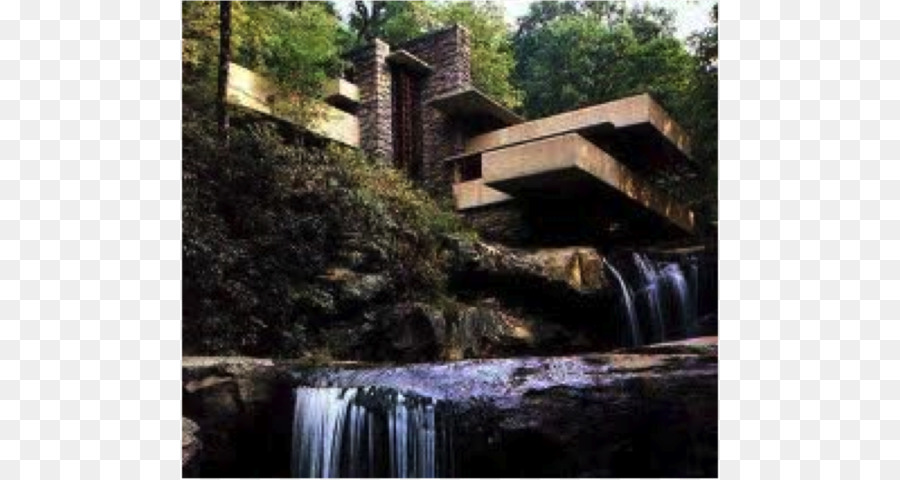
[481,133,695,234]
[386,49,433,75]
[452,178,514,210]
[322,78,360,112]
[226,63,360,147]
[466,94,691,172]
[429,88,525,132]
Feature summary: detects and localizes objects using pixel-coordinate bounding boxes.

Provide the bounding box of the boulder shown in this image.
[182,417,202,472]
[375,302,446,362]
[446,237,610,296]
[445,239,616,339]
[318,267,390,305]
[183,338,717,478]
[336,299,591,362]
[298,337,718,477]
[182,358,299,478]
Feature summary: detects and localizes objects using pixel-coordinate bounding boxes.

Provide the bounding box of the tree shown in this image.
[517,14,692,118]
[514,1,581,39]
[217,1,232,155]
[580,0,626,27]
[350,0,388,43]
[433,1,522,108]
[347,1,522,109]
[624,3,676,42]
[513,2,717,217]
[380,1,436,44]
[184,1,346,128]
[683,3,718,220]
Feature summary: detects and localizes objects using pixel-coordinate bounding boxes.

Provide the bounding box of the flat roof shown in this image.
[481,133,695,235]
[428,88,525,131]
[465,94,693,172]
[386,49,433,74]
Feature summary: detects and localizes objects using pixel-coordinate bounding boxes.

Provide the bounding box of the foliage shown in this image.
[183,1,345,120]
[348,1,523,109]
[683,4,718,219]
[513,1,718,217]
[518,15,691,117]
[236,2,345,92]
[182,106,471,356]
[379,1,438,44]
[433,1,522,108]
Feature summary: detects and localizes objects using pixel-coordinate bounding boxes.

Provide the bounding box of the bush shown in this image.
[182,108,472,356]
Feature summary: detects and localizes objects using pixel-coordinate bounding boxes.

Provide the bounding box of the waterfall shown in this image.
[633,253,665,342]
[292,386,450,478]
[606,252,705,346]
[659,262,695,337]
[604,259,642,347]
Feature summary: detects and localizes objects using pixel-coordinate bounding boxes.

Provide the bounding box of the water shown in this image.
[604,252,702,346]
[292,386,451,478]
[604,259,641,347]
[633,253,665,341]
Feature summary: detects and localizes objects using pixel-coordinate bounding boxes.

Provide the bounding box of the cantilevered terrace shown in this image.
[438,93,697,239]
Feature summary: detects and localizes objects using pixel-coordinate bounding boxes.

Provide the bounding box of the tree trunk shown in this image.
[217,1,232,157]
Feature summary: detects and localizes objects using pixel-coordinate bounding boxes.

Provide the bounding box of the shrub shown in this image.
[183,108,472,356]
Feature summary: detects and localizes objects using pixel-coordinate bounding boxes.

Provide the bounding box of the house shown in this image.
[228,25,698,246]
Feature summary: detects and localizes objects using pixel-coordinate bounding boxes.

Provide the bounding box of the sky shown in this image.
[332,0,717,39]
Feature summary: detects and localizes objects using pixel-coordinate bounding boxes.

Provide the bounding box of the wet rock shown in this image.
[182,417,202,472]
[450,301,535,358]
[298,337,718,477]
[375,302,446,362]
[447,238,609,296]
[182,358,298,478]
[516,247,606,290]
[346,299,587,362]
[445,239,615,342]
[319,268,390,305]
[184,338,717,477]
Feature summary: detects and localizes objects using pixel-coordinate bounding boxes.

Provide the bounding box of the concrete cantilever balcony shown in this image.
[480,133,696,235]
[465,93,693,175]
[225,62,360,147]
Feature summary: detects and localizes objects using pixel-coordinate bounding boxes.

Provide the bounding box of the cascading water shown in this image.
[292,386,451,478]
[633,253,665,342]
[604,259,642,347]
[659,262,696,337]
[605,252,707,346]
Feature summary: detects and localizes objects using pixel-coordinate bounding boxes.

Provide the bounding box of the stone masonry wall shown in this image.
[350,26,474,196]
[397,25,473,197]
[350,39,393,161]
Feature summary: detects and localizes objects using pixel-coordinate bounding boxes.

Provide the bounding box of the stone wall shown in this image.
[350,26,474,196]
[402,26,473,196]
[350,39,393,161]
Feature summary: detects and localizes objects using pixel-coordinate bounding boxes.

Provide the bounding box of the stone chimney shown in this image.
[350,38,393,160]
[398,25,473,195]
[350,25,473,195]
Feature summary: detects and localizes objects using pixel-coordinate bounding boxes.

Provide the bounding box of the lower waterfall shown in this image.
[291,386,452,478]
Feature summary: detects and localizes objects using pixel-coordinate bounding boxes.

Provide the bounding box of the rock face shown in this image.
[311,240,617,363]
[447,239,609,295]
[182,418,202,474]
[182,358,300,478]
[444,240,619,354]
[183,338,717,478]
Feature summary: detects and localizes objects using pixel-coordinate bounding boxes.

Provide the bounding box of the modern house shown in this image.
[227,25,698,246]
